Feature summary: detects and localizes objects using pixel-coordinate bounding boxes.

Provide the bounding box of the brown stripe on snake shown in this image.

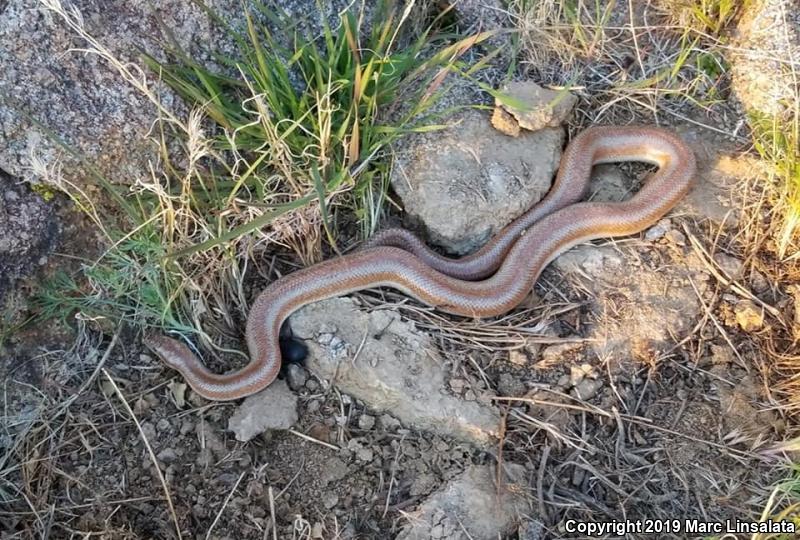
[145,125,696,401]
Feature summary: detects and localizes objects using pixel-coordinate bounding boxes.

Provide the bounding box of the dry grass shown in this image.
[6,0,800,537]
[30,0,487,359]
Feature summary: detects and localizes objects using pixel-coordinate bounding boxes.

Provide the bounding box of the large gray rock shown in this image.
[0,0,233,185]
[290,297,501,447]
[0,170,58,304]
[0,0,363,187]
[390,110,565,255]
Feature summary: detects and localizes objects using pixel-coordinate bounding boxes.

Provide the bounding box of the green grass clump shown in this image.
[749,109,800,259]
[32,1,488,343]
[678,0,751,35]
[755,461,800,539]
[147,1,487,248]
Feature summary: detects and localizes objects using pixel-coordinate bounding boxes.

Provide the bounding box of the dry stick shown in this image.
[536,444,551,524]
[495,395,764,460]
[268,486,278,540]
[206,471,246,540]
[288,428,339,451]
[495,404,509,497]
[101,369,182,540]
[686,276,748,370]
[683,224,783,321]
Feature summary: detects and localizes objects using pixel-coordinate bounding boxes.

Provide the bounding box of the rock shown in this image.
[0,171,58,306]
[290,298,501,447]
[664,229,687,247]
[571,378,603,401]
[519,520,546,540]
[389,109,564,255]
[497,373,526,397]
[569,366,585,387]
[322,493,339,510]
[380,414,401,431]
[0,0,363,186]
[0,0,238,184]
[714,253,744,281]
[285,363,308,391]
[397,464,529,540]
[554,245,623,277]
[751,270,770,294]
[734,300,764,332]
[730,0,800,117]
[491,81,577,135]
[553,244,700,358]
[645,219,672,241]
[320,457,349,486]
[357,414,375,430]
[156,448,178,464]
[508,349,528,366]
[228,380,299,441]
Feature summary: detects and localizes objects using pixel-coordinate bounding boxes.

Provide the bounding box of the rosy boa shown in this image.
[146,126,696,400]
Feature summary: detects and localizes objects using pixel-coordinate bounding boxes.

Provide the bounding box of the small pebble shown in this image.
[157,448,178,463]
[322,493,339,510]
[306,400,321,413]
[356,447,374,462]
[508,350,528,366]
[358,414,375,430]
[572,379,603,400]
[644,218,671,241]
[750,271,769,293]
[713,253,744,280]
[380,414,401,430]
[665,229,686,246]
[179,419,194,436]
[734,300,764,332]
[569,366,585,387]
[449,378,466,393]
[140,422,156,441]
[285,363,308,391]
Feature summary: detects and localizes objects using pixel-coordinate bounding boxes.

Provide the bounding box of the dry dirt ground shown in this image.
[2,2,800,540]
[3,121,797,539]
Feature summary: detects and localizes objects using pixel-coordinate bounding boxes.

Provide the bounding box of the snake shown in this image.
[145,125,696,401]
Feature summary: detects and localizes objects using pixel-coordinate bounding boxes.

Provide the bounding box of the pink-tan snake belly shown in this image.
[145,126,696,401]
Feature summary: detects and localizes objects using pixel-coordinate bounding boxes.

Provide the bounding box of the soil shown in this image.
[2,123,795,538]
[2,1,799,539]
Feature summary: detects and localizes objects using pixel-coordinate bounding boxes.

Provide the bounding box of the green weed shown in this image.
[749,109,800,259]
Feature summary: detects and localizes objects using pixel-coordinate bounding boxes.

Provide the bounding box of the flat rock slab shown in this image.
[397,464,529,540]
[390,110,564,255]
[228,379,298,441]
[290,297,501,448]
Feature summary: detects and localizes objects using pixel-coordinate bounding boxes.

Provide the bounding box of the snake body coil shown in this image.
[146,126,696,401]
